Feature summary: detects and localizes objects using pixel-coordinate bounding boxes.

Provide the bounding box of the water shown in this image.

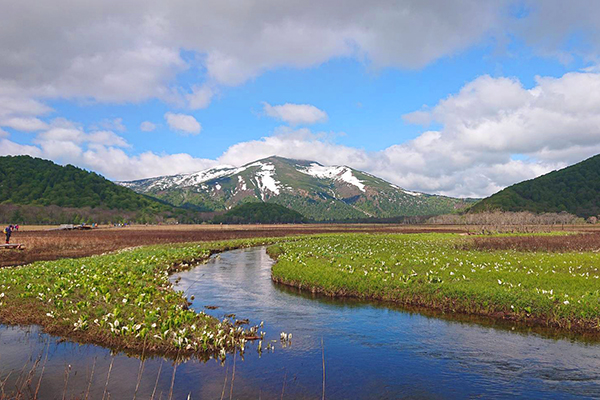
[2,247,600,399]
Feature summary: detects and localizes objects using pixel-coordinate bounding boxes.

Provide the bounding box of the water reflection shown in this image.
[0,247,599,399]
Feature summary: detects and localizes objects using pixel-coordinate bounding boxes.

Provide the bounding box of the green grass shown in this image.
[271,233,600,332]
[3,232,600,359]
[0,237,285,359]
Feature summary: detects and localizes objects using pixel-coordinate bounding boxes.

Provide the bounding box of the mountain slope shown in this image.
[120,156,472,220]
[0,155,193,223]
[471,154,600,217]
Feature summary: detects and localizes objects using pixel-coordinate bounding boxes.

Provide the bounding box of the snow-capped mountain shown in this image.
[118,156,472,220]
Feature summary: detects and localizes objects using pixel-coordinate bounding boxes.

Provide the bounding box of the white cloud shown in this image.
[93,118,126,132]
[0,117,48,132]
[87,131,130,147]
[0,139,43,157]
[0,128,8,138]
[263,102,328,125]
[140,121,156,132]
[81,146,217,181]
[36,127,85,143]
[186,84,215,110]
[164,112,201,135]
[218,126,365,166]
[0,1,491,107]
[3,1,600,113]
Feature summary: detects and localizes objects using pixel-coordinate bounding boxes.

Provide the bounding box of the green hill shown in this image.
[212,202,306,224]
[0,155,195,223]
[471,154,600,217]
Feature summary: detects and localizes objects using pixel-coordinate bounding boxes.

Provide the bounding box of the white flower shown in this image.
[563,300,570,305]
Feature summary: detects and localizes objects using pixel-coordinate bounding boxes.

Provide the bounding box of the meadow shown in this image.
[2,229,600,365]
[0,237,290,360]
[270,233,600,334]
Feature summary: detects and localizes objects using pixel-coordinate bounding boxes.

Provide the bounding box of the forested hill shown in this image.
[0,155,170,212]
[471,154,600,217]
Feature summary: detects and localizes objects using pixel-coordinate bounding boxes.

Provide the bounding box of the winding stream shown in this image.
[2,247,600,398]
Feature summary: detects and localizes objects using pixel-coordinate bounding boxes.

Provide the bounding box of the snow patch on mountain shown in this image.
[298,163,365,192]
[253,162,281,200]
[389,183,421,196]
[238,175,247,191]
[174,166,235,187]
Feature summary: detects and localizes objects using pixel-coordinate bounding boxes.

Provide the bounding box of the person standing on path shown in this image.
[4,224,13,244]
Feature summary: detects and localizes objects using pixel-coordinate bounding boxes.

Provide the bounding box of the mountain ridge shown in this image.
[119,156,474,220]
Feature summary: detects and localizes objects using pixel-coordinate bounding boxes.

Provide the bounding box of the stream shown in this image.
[2,247,600,399]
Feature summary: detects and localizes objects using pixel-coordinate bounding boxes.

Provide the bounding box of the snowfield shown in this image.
[298,163,366,192]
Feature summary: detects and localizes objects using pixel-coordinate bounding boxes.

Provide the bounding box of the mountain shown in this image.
[471,154,600,217]
[212,202,306,224]
[119,156,473,220]
[0,155,189,223]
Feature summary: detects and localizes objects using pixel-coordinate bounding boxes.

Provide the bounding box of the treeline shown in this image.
[0,204,210,225]
[428,211,581,233]
[212,203,307,224]
[319,215,433,224]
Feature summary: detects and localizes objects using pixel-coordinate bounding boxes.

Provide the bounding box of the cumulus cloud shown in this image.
[0,139,43,157]
[164,112,201,135]
[0,0,496,108]
[1,117,48,132]
[3,0,600,113]
[262,102,328,125]
[140,121,156,132]
[80,146,217,181]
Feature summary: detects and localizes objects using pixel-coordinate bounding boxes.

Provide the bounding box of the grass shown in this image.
[0,237,287,360]
[3,230,600,362]
[270,233,600,334]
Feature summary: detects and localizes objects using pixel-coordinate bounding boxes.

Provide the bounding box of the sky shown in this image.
[3,0,600,197]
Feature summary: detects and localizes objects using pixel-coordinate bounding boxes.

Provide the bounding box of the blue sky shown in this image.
[3,1,600,197]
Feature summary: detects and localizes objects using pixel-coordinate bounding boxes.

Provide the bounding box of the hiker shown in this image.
[4,225,13,244]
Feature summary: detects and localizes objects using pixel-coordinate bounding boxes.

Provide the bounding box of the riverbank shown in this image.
[270,233,600,335]
[0,237,286,360]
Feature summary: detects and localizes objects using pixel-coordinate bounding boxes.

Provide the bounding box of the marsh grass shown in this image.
[463,232,600,252]
[0,237,287,361]
[271,233,600,334]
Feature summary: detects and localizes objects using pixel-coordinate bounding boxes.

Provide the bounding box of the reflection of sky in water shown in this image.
[1,247,600,398]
